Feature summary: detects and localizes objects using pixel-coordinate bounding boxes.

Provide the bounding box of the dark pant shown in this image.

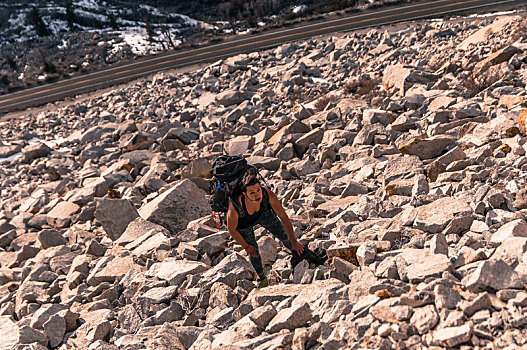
[237,208,297,275]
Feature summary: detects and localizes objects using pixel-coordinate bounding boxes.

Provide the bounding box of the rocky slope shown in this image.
[1,11,527,350]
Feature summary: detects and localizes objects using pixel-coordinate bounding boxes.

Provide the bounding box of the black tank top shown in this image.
[235,188,270,230]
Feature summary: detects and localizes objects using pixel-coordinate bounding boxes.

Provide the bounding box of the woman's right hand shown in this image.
[244,244,258,257]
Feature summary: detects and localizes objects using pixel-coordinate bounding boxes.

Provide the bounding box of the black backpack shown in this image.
[209,155,253,227]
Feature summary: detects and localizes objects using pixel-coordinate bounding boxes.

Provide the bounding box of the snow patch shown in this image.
[467,10,518,18]
[292,5,307,14]
[0,153,21,163]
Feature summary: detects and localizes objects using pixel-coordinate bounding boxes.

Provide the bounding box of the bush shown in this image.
[314,94,339,111]
[0,75,9,87]
[4,55,16,69]
[343,76,377,96]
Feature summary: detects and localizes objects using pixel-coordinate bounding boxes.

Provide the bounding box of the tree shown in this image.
[65,0,76,31]
[145,20,155,42]
[160,25,179,50]
[108,11,119,30]
[28,7,50,37]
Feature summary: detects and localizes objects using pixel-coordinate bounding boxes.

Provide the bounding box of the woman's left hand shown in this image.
[292,240,304,256]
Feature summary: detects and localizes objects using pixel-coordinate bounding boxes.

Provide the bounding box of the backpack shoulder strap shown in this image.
[229,196,245,218]
[261,187,271,209]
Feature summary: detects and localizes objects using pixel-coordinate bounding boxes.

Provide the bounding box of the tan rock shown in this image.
[458,16,521,50]
[398,135,456,160]
[94,199,139,241]
[146,258,209,285]
[499,95,527,109]
[95,255,144,283]
[46,201,80,228]
[139,179,210,234]
[519,109,527,136]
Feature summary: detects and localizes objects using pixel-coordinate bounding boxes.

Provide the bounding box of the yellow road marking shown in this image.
[0,0,487,106]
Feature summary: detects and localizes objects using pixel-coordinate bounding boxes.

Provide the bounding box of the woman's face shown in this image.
[244,183,262,202]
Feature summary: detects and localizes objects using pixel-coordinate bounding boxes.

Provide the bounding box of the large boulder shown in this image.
[94,255,144,283]
[46,201,80,229]
[463,259,524,292]
[413,197,472,234]
[139,179,210,234]
[265,302,312,333]
[95,199,139,241]
[216,90,250,107]
[147,258,210,286]
[383,155,424,187]
[21,142,51,163]
[382,65,438,95]
[490,219,527,244]
[398,135,456,160]
[116,217,169,246]
[0,316,20,349]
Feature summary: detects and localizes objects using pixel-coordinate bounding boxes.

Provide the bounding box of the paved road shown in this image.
[0,0,523,114]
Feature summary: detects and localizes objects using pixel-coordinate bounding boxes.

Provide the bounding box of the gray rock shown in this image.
[21,142,51,163]
[0,316,19,348]
[462,292,493,317]
[0,220,16,235]
[86,320,112,342]
[414,197,472,234]
[162,127,199,146]
[191,232,226,256]
[433,323,472,347]
[266,302,312,333]
[153,324,201,350]
[406,254,451,283]
[248,305,277,329]
[43,314,66,348]
[463,259,524,292]
[216,90,250,106]
[37,229,66,249]
[357,243,376,266]
[120,132,155,151]
[224,135,254,156]
[19,325,48,346]
[30,304,67,329]
[141,286,178,304]
[94,255,144,283]
[147,258,209,286]
[247,156,281,171]
[258,236,279,266]
[330,257,357,283]
[383,155,424,186]
[294,129,324,157]
[490,219,527,244]
[382,64,438,95]
[362,109,396,126]
[399,135,456,160]
[139,179,210,234]
[490,237,527,267]
[0,230,15,249]
[429,233,448,255]
[46,201,80,228]
[410,304,439,334]
[293,260,309,284]
[86,240,106,256]
[116,217,169,246]
[177,242,200,260]
[434,284,461,310]
[209,282,238,309]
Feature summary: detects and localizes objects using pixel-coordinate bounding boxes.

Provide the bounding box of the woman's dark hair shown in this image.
[241,169,260,192]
